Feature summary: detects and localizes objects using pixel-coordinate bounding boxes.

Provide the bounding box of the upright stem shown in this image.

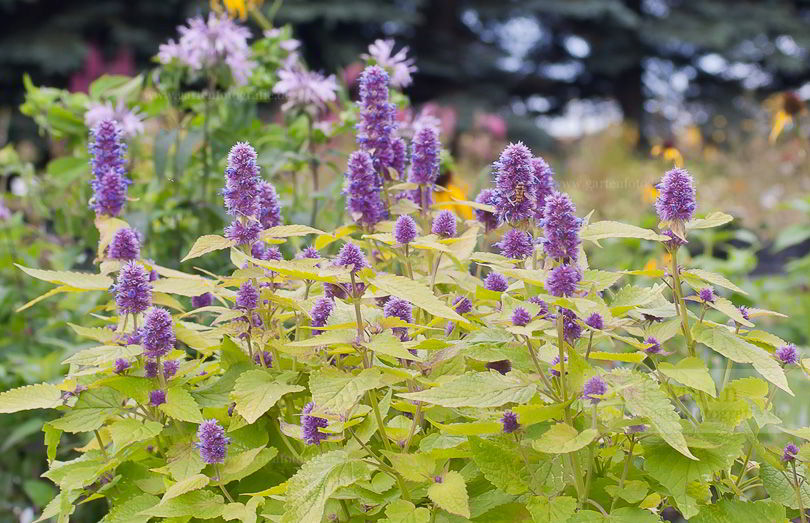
[669,249,694,356]
[350,272,365,343]
[581,405,598,508]
[95,430,109,461]
[793,461,808,523]
[525,337,558,401]
[556,316,568,402]
[609,437,636,512]
[215,464,236,502]
[429,253,443,292]
[403,402,422,452]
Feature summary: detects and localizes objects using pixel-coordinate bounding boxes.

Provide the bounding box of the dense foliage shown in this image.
[3,8,810,523]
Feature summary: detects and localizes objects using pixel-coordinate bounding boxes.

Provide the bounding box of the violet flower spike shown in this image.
[493,142,535,224]
[196,419,231,464]
[344,150,386,227]
[113,262,152,316]
[384,297,413,341]
[432,210,457,238]
[141,307,175,359]
[655,167,697,223]
[497,228,534,260]
[108,227,141,261]
[301,402,329,445]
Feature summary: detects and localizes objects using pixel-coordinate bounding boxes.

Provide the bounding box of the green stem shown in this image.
[403,402,422,453]
[581,405,598,507]
[609,437,635,513]
[793,461,808,523]
[669,249,694,356]
[556,316,568,402]
[94,430,109,461]
[429,252,443,293]
[350,272,365,343]
[525,337,559,401]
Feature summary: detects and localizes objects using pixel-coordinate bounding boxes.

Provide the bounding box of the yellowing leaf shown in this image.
[367,272,466,323]
[687,211,733,230]
[398,372,536,408]
[262,224,325,238]
[63,345,141,366]
[580,221,668,242]
[182,235,234,262]
[309,367,384,416]
[232,370,304,423]
[708,296,754,327]
[367,332,421,361]
[161,474,209,503]
[0,383,64,413]
[427,471,469,518]
[588,351,646,364]
[532,423,597,454]
[659,357,717,397]
[108,419,163,449]
[151,278,215,297]
[682,269,747,295]
[16,264,112,290]
[160,388,204,423]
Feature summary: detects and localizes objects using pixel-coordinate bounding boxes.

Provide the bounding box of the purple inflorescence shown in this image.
[644,336,662,354]
[310,297,334,335]
[484,272,508,292]
[149,389,166,407]
[192,292,214,309]
[236,282,259,310]
[223,142,261,218]
[738,306,751,322]
[114,262,152,316]
[432,210,457,238]
[699,287,716,303]
[486,359,512,375]
[783,443,800,462]
[583,376,607,404]
[336,242,369,273]
[92,168,130,217]
[776,344,799,365]
[196,419,231,464]
[301,402,329,445]
[444,321,455,336]
[585,313,604,330]
[225,219,262,246]
[546,264,581,297]
[493,143,535,224]
[356,65,396,175]
[391,137,407,177]
[145,359,158,378]
[550,354,568,377]
[655,167,696,223]
[561,309,582,343]
[253,351,273,367]
[498,228,534,259]
[627,424,647,434]
[529,296,550,317]
[501,410,519,433]
[108,227,141,261]
[542,192,581,262]
[163,360,180,380]
[532,156,555,223]
[662,229,687,249]
[452,296,473,315]
[296,246,321,260]
[408,125,441,208]
[345,150,386,227]
[384,297,413,341]
[257,180,283,229]
[474,188,500,232]
[114,358,131,374]
[394,214,418,245]
[142,307,175,359]
[512,307,531,327]
[89,120,131,217]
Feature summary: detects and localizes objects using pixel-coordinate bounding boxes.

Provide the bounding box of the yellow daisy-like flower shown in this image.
[650,143,684,167]
[211,0,263,20]
[642,258,658,272]
[434,181,474,220]
[769,109,792,144]
[641,184,659,205]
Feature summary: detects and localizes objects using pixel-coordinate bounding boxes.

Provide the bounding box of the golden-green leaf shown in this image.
[182,235,234,262]
[427,471,470,518]
[532,423,597,454]
[367,272,466,323]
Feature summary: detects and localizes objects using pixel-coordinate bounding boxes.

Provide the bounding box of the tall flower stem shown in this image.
[609,437,636,512]
[792,461,808,523]
[669,249,694,356]
[215,464,236,503]
[350,272,365,343]
[429,253,443,292]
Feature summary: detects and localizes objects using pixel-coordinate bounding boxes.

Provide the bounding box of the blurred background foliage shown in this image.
[1,0,810,521]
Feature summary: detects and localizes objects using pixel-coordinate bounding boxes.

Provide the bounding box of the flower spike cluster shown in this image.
[493,142,535,224]
[89,120,131,217]
[196,419,230,464]
[114,262,152,316]
[408,125,441,209]
[356,65,397,176]
[345,151,386,227]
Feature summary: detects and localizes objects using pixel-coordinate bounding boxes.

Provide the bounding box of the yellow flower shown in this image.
[211,0,263,19]
[643,258,658,272]
[434,181,474,220]
[641,184,659,205]
[769,109,791,144]
[650,143,684,167]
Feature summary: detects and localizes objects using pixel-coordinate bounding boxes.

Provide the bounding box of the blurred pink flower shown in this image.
[475,112,507,140]
[85,100,144,137]
[69,44,134,93]
[363,39,417,89]
[273,65,338,112]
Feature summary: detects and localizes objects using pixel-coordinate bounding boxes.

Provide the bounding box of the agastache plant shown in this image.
[7,39,810,523]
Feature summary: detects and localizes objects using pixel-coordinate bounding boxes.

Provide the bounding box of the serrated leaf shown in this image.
[108,419,163,449]
[682,269,747,295]
[427,470,470,518]
[694,323,792,395]
[580,221,668,242]
[760,463,810,510]
[262,224,325,238]
[309,367,384,416]
[161,474,209,503]
[182,235,234,262]
[166,438,205,480]
[367,332,421,361]
[50,388,123,433]
[16,264,112,290]
[398,372,536,408]
[687,211,733,230]
[532,423,597,454]
[468,436,530,494]
[603,480,649,503]
[690,498,785,523]
[0,383,63,413]
[219,446,277,484]
[367,272,466,323]
[232,370,304,423]
[68,323,116,343]
[707,297,754,327]
[659,357,717,397]
[160,387,205,423]
[383,452,435,482]
[151,277,215,297]
[63,345,142,366]
[139,490,224,519]
[381,499,431,523]
[526,496,577,523]
[99,494,159,523]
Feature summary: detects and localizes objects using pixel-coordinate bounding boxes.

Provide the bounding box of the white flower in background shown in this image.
[364,39,417,89]
[85,101,145,137]
[273,65,338,113]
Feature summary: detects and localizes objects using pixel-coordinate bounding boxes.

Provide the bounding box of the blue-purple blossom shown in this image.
[529,296,550,317]
[542,192,581,262]
[627,424,647,434]
[336,242,369,273]
[108,227,140,261]
[163,360,179,380]
[474,189,499,232]
[662,229,687,249]
[655,168,696,223]
[644,336,662,354]
[251,242,282,261]
[550,354,568,377]
[498,228,533,259]
[225,219,262,246]
[92,168,130,217]
[738,306,751,322]
[114,262,152,316]
[776,344,800,365]
[236,282,259,310]
[494,143,535,224]
[408,125,441,207]
[444,321,455,336]
[257,181,283,229]
[394,215,418,245]
[783,443,800,462]
[296,246,321,260]
[345,150,386,227]
[114,358,131,374]
[356,65,396,174]
[391,137,407,177]
[149,269,159,282]
[384,297,413,341]
[89,120,130,217]
[192,292,214,309]
[484,272,508,292]
[546,264,581,297]
[585,313,604,330]
[583,376,607,404]
[512,307,531,327]
[561,308,582,343]
[195,419,230,464]
[501,410,519,433]
[699,287,716,303]
[301,402,328,445]
[486,360,512,375]
[223,142,261,218]
[142,307,175,359]
[253,351,273,367]
[145,359,158,378]
[310,297,334,335]
[149,389,166,407]
[452,296,473,315]
[532,156,555,223]
[432,210,456,238]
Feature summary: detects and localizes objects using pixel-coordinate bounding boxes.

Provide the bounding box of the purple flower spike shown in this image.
[452,296,473,315]
[486,359,512,375]
[336,242,369,273]
[776,344,800,365]
[512,307,531,327]
[310,297,334,335]
[644,336,662,354]
[783,443,800,462]
[108,228,141,261]
[149,389,166,407]
[583,376,607,404]
[501,410,519,433]
[432,210,457,238]
[163,360,179,380]
[494,142,535,224]
[192,292,214,309]
[301,402,328,445]
[561,309,582,343]
[498,228,534,259]
[391,137,407,177]
[345,150,386,227]
[236,282,259,310]
[89,120,131,217]
[408,125,441,208]
[114,262,152,316]
[253,351,273,367]
[444,321,455,336]
[474,188,499,232]
[484,272,508,292]
[356,65,396,175]
[92,168,130,217]
[585,313,604,330]
[223,142,261,218]
[114,358,131,374]
[529,296,550,317]
[699,287,716,303]
[546,264,581,297]
[196,419,230,464]
[384,297,413,341]
[738,306,751,322]
[144,359,158,378]
[532,156,555,223]
[394,215,418,245]
[225,219,262,246]
[296,246,321,260]
[142,307,175,359]
[655,167,696,223]
[257,181,283,229]
[542,192,581,262]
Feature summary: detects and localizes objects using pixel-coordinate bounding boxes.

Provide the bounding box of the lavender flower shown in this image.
[444,321,455,336]
[114,262,152,315]
[310,297,334,335]
[236,282,259,310]
[585,313,604,330]
[529,296,550,317]
[252,242,282,261]
[257,181,283,229]
[501,410,519,433]
[149,269,160,282]
[92,168,130,217]
[494,143,535,224]
[296,246,321,260]
[113,358,131,374]
[452,296,473,315]
[391,137,407,177]
[738,306,751,322]
[253,351,273,367]
[223,142,261,218]
[89,120,128,187]
[474,189,499,232]
[85,101,144,138]
[384,297,413,341]
[484,272,508,292]
[432,210,456,238]
[149,389,166,407]
[394,215,418,245]
[356,65,396,174]
[699,287,716,303]
[627,424,647,434]
[542,192,581,262]
[144,359,158,378]
[776,344,799,365]
[345,150,386,227]
[486,360,512,375]
[142,307,175,359]
[662,229,687,249]
[782,443,800,462]
[364,39,417,88]
[108,227,140,261]
[546,264,581,297]
[335,242,369,274]
[408,125,441,207]
[497,228,533,259]
[225,219,262,246]
[196,419,231,464]
[192,292,214,309]
[583,376,607,404]
[644,336,662,354]
[512,307,531,327]
[273,65,338,112]
[163,360,179,380]
[550,354,568,377]
[655,168,697,223]
[532,156,555,222]
[301,402,328,445]
[561,309,582,343]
